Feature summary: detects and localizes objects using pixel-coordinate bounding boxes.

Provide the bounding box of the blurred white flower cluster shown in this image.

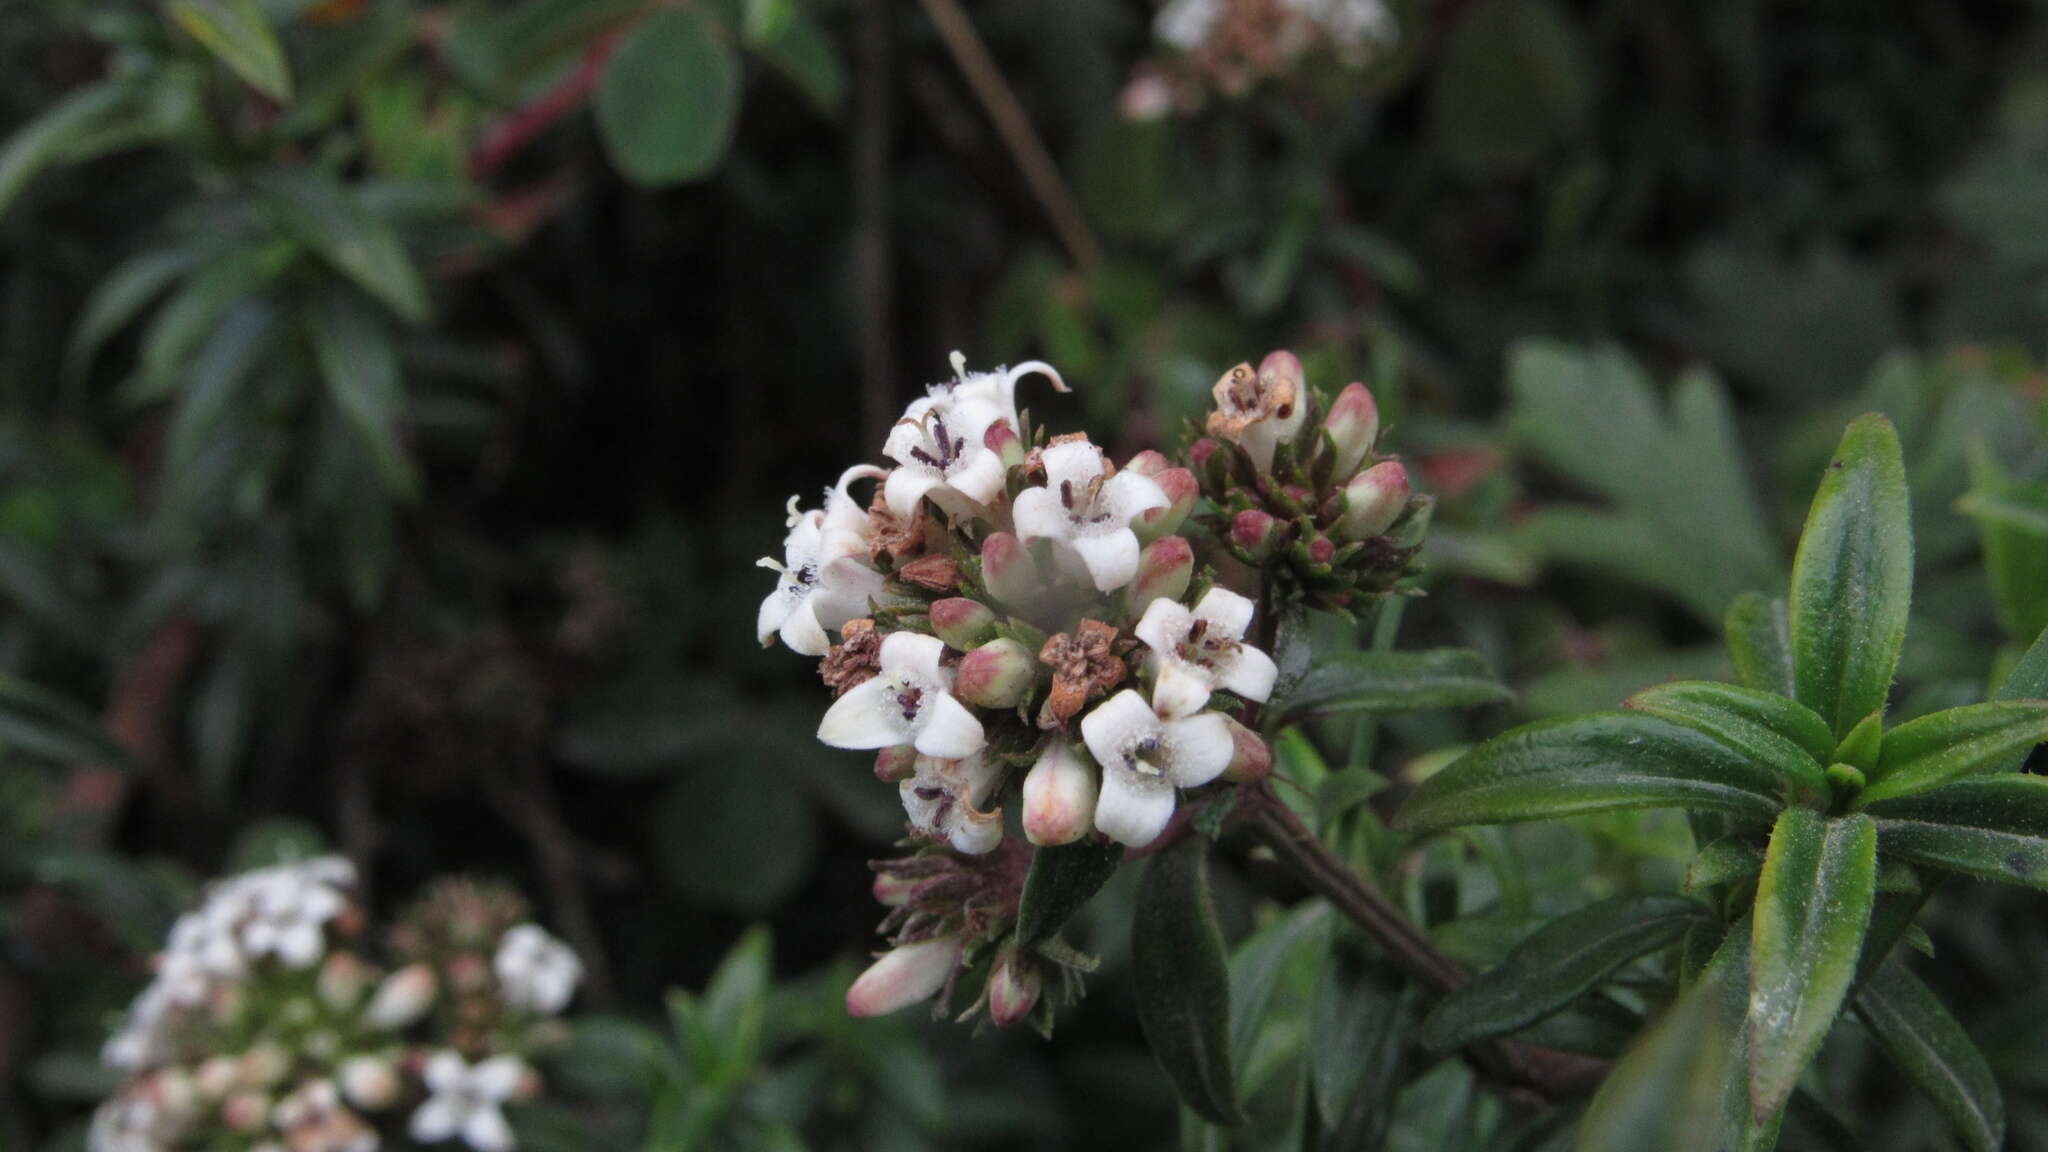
[1124,0,1398,117]
[91,862,581,1152]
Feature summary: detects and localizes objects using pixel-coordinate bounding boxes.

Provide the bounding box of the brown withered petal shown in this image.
[896,554,961,592]
[821,619,883,697]
[1036,618,1126,729]
[1205,361,1297,441]
[866,492,927,565]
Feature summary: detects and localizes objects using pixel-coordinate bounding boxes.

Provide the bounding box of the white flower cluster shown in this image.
[90,862,582,1152]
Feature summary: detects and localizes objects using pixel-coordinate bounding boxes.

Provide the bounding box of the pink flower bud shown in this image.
[874,745,919,782]
[955,638,1036,709]
[1306,534,1336,567]
[1125,450,1171,477]
[1231,509,1282,560]
[239,1044,290,1088]
[929,597,998,650]
[980,532,1040,609]
[222,1089,270,1131]
[1189,438,1221,470]
[197,1056,240,1099]
[1134,467,1198,542]
[1221,716,1273,783]
[317,953,371,1011]
[1259,349,1305,396]
[984,420,1026,469]
[1324,382,1380,479]
[338,1056,400,1110]
[987,947,1043,1028]
[872,870,919,907]
[1338,461,1410,541]
[1129,536,1193,615]
[363,963,436,1030]
[846,935,964,1017]
[1022,740,1098,846]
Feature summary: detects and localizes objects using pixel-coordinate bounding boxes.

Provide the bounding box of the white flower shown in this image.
[756,466,890,656]
[1155,0,1223,49]
[1207,357,1308,472]
[410,1052,526,1152]
[1134,587,1279,718]
[1012,439,1168,592]
[494,924,583,1015]
[1078,690,1233,847]
[818,632,985,759]
[238,863,351,968]
[881,357,1063,518]
[273,1080,379,1152]
[899,753,1003,854]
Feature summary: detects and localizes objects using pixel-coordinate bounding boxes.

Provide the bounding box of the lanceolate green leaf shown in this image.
[0,676,132,768]
[254,170,430,323]
[305,290,418,499]
[1625,681,1832,799]
[1422,896,1707,1051]
[1133,836,1243,1126]
[1270,648,1510,725]
[1014,838,1124,946]
[1855,956,2004,1152]
[1992,627,2048,771]
[1787,414,1913,739]
[1859,701,2048,805]
[1747,808,1877,1122]
[169,0,293,101]
[1726,593,1795,699]
[1394,713,1790,834]
[1310,941,1410,1140]
[1865,775,2048,888]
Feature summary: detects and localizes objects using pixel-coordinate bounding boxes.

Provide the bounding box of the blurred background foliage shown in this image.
[2,0,2048,1148]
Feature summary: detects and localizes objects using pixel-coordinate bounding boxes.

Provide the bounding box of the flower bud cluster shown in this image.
[1123,0,1399,118]
[91,862,580,1152]
[761,349,1408,1027]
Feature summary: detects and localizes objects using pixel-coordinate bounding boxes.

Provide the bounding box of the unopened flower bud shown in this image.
[874,745,919,782]
[364,963,436,1030]
[1297,532,1337,573]
[987,946,1043,1028]
[956,639,1036,709]
[1129,536,1193,615]
[984,420,1026,470]
[1231,509,1282,560]
[1022,740,1098,846]
[1259,349,1305,397]
[929,597,998,650]
[239,1043,290,1088]
[872,869,919,907]
[981,532,1040,608]
[338,1056,400,1111]
[317,953,372,1011]
[1221,715,1273,783]
[223,1089,270,1131]
[1134,467,1198,542]
[1338,461,1410,541]
[846,934,964,1017]
[197,1056,240,1099]
[1125,450,1171,477]
[148,1067,197,1114]
[1323,382,1380,478]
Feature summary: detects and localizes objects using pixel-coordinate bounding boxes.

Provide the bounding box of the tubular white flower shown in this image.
[882,358,1064,518]
[1078,690,1233,847]
[846,935,964,1017]
[899,753,1003,854]
[1134,587,1279,718]
[1013,440,1169,592]
[756,467,890,657]
[494,924,583,1015]
[409,1052,525,1152]
[818,632,985,759]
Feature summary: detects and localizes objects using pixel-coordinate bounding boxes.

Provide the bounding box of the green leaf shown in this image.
[1309,941,1409,1140]
[253,170,429,323]
[1832,710,1883,774]
[1859,701,2048,805]
[1133,835,1243,1126]
[1624,681,1832,797]
[169,0,293,101]
[0,676,130,767]
[1015,837,1125,947]
[1788,414,1913,739]
[1865,775,2048,888]
[1226,904,1327,1076]
[653,762,816,913]
[1394,713,1791,835]
[1854,956,2003,1152]
[1747,808,1877,1122]
[159,297,277,491]
[0,83,145,219]
[1991,627,2048,770]
[1961,446,2048,645]
[226,818,328,871]
[696,926,771,1083]
[1271,648,1511,725]
[1725,593,1795,699]
[1429,0,1590,177]
[1686,839,1765,892]
[304,289,417,498]
[64,247,201,383]
[596,10,741,186]
[1424,896,1706,1052]
[749,7,845,116]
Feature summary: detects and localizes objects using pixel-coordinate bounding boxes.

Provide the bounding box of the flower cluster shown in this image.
[91,862,582,1152]
[1122,0,1398,117]
[760,350,1420,1028]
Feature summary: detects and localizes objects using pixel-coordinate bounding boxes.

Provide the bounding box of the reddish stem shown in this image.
[468,33,623,181]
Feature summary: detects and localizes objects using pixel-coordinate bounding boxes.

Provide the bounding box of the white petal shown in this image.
[1133,598,1192,655]
[1100,471,1168,521]
[817,678,911,749]
[1070,529,1142,591]
[1164,713,1233,788]
[913,693,985,760]
[471,1057,526,1100]
[1079,690,1161,770]
[410,1097,461,1143]
[277,922,325,968]
[947,451,1008,508]
[1041,440,1106,491]
[884,467,941,518]
[1152,661,1214,719]
[461,1106,515,1152]
[879,632,948,681]
[1216,645,1279,703]
[811,560,885,630]
[778,602,831,657]
[1011,487,1069,543]
[1195,587,1257,639]
[946,812,1004,855]
[883,397,940,463]
[755,579,798,648]
[424,1052,467,1094]
[1094,765,1177,847]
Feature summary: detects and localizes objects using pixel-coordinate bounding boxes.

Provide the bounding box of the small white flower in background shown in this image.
[818,632,985,759]
[494,924,583,1015]
[238,862,352,968]
[1155,0,1223,49]
[1283,0,1396,47]
[1134,586,1278,718]
[272,1079,378,1152]
[364,963,438,1030]
[756,466,891,657]
[1013,439,1169,591]
[899,753,1003,854]
[410,1052,527,1152]
[882,357,1062,518]
[1079,690,1233,847]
